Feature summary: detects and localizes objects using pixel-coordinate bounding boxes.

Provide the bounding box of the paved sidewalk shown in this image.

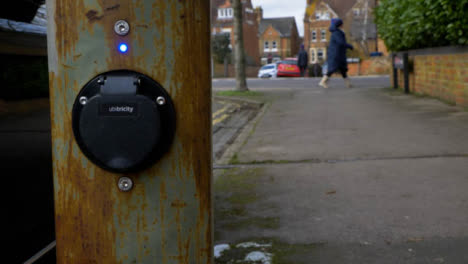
[214,81,468,263]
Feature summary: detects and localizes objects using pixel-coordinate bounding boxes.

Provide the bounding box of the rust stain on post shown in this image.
[47,0,212,263]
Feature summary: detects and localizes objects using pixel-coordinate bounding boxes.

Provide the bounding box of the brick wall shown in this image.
[395,47,468,107]
[347,56,391,76]
[213,63,260,78]
[243,22,260,65]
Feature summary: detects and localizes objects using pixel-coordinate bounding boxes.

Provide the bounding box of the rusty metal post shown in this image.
[46,0,212,263]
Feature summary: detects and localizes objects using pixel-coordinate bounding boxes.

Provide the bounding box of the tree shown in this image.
[212,33,231,64]
[232,0,248,91]
[349,0,376,56]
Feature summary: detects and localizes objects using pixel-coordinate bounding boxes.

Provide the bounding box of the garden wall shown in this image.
[348,56,391,76]
[396,46,468,107]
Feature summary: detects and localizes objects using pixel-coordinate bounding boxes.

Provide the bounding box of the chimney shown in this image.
[255,6,263,25]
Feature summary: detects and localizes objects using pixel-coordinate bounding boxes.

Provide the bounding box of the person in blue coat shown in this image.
[297,44,309,77]
[319,18,354,88]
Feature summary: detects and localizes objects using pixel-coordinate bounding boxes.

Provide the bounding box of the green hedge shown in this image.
[375,0,468,51]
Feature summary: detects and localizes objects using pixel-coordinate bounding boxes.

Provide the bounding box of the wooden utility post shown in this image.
[46,0,212,263]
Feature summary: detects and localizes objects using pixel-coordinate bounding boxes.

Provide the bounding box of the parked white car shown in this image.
[258,63,277,78]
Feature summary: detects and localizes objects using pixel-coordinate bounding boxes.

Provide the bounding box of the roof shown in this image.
[259,17,297,37]
[321,0,357,18]
[0,4,47,56]
[316,0,376,19]
[0,4,46,35]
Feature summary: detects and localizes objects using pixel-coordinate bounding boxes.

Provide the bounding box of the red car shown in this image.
[276,58,301,77]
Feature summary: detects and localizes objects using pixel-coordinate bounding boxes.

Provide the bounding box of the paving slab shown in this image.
[236,86,468,163]
[214,77,468,263]
[215,158,468,263]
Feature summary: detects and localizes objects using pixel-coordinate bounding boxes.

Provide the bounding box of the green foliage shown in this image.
[375,0,468,51]
[212,33,232,64]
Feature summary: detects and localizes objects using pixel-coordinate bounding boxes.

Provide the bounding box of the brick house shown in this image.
[211,0,260,65]
[346,0,388,56]
[257,8,300,65]
[303,0,385,65]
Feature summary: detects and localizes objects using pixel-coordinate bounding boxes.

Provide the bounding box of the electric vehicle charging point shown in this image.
[46,1,212,263]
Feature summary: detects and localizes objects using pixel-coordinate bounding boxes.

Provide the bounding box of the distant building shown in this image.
[303,0,387,65]
[211,0,260,65]
[257,7,300,65]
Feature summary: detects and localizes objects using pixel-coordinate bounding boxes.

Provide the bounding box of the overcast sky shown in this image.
[251,0,307,37]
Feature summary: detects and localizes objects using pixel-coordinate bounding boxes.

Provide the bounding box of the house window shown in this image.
[321,29,326,41]
[218,8,233,19]
[316,11,330,20]
[353,8,360,16]
[312,30,317,42]
[315,12,321,20]
[272,41,277,49]
[310,49,316,63]
[317,49,324,61]
[264,41,269,50]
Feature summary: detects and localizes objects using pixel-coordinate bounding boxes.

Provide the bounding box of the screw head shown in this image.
[114,20,130,36]
[156,96,166,106]
[118,177,133,192]
[79,96,88,105]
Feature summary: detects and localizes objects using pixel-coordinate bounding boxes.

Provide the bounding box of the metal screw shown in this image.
[118,177,133,192]
[79,96,88,105]
[97,78,104,84]
[156,96,166,106]
[114,20,130,36]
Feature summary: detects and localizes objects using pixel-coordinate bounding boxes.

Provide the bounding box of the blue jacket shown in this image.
[297,49,309,68]
[327,23,353,73]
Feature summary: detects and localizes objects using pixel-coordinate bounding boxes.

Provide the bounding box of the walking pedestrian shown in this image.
[319,18,354,89]
[297,44,309,77]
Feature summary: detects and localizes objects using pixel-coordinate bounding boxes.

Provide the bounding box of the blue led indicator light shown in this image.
[119,43,128,53]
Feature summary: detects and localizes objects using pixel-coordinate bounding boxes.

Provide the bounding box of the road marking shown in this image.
[213,114,229,125]
[212,102,230,119]
[212,101,241,125]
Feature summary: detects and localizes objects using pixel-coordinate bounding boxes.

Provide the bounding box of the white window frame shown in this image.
[321,29,326,42]
[312,30,317,42]
[272,41,277,51]
[310,49,316,63]
[245,8,254,13]
[264,41,269,51]
[315,12,321,20]
[353,8,360,16]
[317,49,324,61]
[218,8,233,19]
